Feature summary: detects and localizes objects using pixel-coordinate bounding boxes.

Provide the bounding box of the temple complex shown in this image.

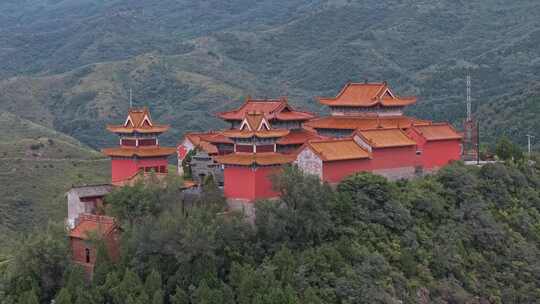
[178,82,463,210]
[102,108,176,186]
[66,82,464,277]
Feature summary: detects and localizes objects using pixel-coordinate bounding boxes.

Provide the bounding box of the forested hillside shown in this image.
[0,112,109,248]
[2,162,540,303]
[0,0,539,149]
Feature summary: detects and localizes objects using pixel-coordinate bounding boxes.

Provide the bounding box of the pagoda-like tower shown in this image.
[102,108,176,186]
[214,112,294,214]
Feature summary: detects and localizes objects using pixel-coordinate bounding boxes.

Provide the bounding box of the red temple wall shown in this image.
[323,158,372,184]
[70,230,120,278]
[111,157,169,182]
[253,167,281,199]
[223,166,281,201]
[71,238,96,265]
[422,140,461,169]
[405,128,426,150]
[370,146,419,169]
[111,159,139,182]
[224,167,256,200]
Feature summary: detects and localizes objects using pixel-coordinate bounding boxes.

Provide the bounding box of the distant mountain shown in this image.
[0,111,109,245]
[0,0,539,149]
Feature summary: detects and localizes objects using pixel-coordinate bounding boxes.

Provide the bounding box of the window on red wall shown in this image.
[256,145,274,152]
[85,248,91,263]
[139,138,157,146]
[121,139,137,146]
[236,145,253,153]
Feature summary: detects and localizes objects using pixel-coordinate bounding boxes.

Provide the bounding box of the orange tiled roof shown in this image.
[184,132,233,155]
[414,123,463,141]
[304,115,431,130]
[107,125,170,134]
[69,214,116,240]
[107,108,170,134]
[243,112,267,130]
[318,82,417,107]
[274,110,315,121]
[214,152,294,166]
[218,97,315,121]
[102,146,177,157]
[355,128,416,148]
[187,132,234,145]
[306,138,371,161]
[277,128,327,145]
[222,129,290,139]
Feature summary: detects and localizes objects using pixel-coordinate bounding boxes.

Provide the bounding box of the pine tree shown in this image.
[303,287,323,304]
[19,290,39,304]
[92,240,113,286]
[144,269,162,297]
[170,287,189,304]
[152,289,164,304]
[55,288,73,304]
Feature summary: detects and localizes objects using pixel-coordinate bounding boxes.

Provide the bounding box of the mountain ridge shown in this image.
[0,0,539,150]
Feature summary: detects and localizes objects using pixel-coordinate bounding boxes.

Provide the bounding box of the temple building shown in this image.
[213,112,296,214]
[102,108,176,186]
[317,81,417,116]
[69,214,120,279]
[66,184,114,229]
[177,98,320,189]
[405,123,462,172]
[178,81,463,208]
[295,138,371,184]
[217,96,315,129]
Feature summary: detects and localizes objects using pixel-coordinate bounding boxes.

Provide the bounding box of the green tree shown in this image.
[496,136,513,160]
[151,289,164,304]
[64,265,86,297]
[105,182,162,225]
[55,288,73,304]
[170,287,189,304]
[92,240,114,286]
[19,289,39,304]
[110,269,143,304]
[6,222,69,301]
[193,280,224,304]
[257,166,334,251]
[144,269,162,296]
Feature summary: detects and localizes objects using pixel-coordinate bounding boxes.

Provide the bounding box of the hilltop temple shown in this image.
[178,82,462,214]
[66,82,463,277]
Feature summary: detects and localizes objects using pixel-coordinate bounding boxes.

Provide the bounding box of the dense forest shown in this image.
[2,156,540,303]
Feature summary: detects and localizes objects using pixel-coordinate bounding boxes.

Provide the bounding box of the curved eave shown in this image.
[318,97,416,107]
[222,130,290,139]
[214,153,294,166]
[371,143,416,149]
[101,147,177,158]
[106,125,170,134]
